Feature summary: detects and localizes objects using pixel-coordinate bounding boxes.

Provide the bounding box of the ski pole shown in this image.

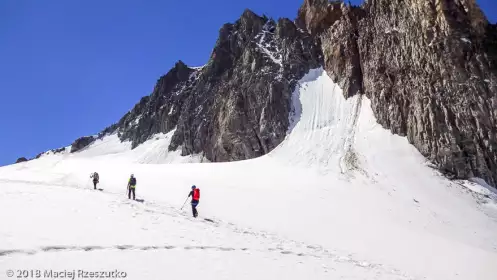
[180,196,189,210]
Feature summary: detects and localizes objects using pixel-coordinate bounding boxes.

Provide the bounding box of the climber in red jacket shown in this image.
[188,185,200,218]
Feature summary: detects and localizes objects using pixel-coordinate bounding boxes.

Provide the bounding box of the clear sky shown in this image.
[1,0,496,166]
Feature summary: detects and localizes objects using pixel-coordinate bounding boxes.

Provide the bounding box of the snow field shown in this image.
[1,68,497,280]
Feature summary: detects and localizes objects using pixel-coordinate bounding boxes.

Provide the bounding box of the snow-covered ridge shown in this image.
[29,129,207,165]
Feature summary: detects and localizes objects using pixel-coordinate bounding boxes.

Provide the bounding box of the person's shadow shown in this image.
[135,199,145,203]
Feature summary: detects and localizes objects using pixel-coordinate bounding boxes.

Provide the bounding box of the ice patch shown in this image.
[268,67,362,175]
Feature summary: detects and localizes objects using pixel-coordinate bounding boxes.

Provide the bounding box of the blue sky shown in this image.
[0,0,496,165]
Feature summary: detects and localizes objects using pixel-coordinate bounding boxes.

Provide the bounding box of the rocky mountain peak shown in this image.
[276,18,295,37]
[81,9,322,162]
[238,9,268,39]
[24,1,497,188]
[173,60,190,73]
[241,8,264,22]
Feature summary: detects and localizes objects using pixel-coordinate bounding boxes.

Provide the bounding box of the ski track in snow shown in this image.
[1,68,497,280]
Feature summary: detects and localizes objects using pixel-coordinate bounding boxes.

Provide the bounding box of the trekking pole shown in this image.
[180,196,189,210]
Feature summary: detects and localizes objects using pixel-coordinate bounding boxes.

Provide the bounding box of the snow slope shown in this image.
[1,68,497,280]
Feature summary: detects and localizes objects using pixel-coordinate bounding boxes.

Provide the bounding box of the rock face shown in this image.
[106,10,322,161]
[298,0,497,186]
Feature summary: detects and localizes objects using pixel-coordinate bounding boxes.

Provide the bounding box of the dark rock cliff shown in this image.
[298,0,497,186]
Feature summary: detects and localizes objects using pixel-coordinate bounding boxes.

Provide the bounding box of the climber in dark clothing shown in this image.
[127,174,137,200]
[90,172,99,190]
[188,185,200,218]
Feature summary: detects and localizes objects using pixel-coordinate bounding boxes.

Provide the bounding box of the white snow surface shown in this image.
[1,68,497,280]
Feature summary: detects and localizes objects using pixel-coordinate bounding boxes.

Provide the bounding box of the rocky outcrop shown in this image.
[298,0,497,186]
[15,157,28,163]
[112,60,196,149]
[296,0,345,35]
[70,136,96,153]
[52,147,66,154]
[105,9,322,161]
[33,147,67,159]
